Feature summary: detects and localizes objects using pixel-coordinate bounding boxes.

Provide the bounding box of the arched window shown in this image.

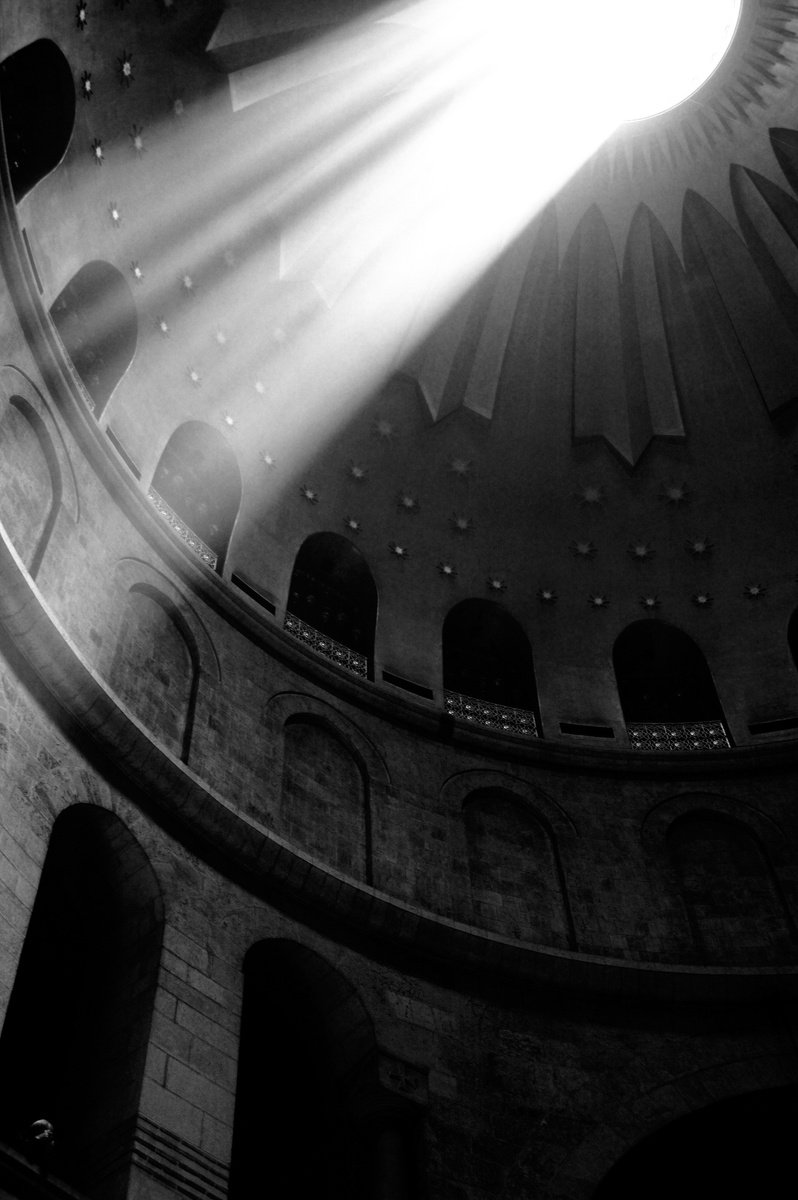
[49,262,138,417]
[613,620,729,749]
[107,584,200,762]
[667,812,796,965]
[0,40,75,201]
[0,806,163,1196]
[593,1085,798,1200]
[150,422,242,573]
[281,716,371,881]
[231,942,421,1200]
[443,599,539,734]
[286,532,378,677]
[463,788,573,947]
[0,395,62,577]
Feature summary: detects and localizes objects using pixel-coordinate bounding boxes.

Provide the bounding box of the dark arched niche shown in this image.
[49,262,138,417]
[107,584,200,762]
[0,396,62,577]
[151,421,242,573]
[667,812,796,965]
[0,806,163,1198]
[463,788,573,947]
[287,532,378,669]
[0,40,75,201]
[443,599,538,714]
[232,941,421,1200]
[593,1085,798,1200]
[613,620,723,723]
[281,716,371,881]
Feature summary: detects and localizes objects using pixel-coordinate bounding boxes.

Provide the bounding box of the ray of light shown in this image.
[81,0,740,475]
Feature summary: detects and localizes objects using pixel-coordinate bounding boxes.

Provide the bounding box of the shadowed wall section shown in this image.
[463,787,573,947]
[280,716,371,881]
[666,812,797,966]
[0,806,163,1199]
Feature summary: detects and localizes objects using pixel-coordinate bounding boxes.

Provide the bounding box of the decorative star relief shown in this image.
[91,138,104,165]
[744,583,766,599]
[344,517,361,534]
[692,592,713,608]
[589,594,610,609]
[75,3,88,30]
[388,542,408,558]
[450,514,473,535]
[397,493,419,514]
[438,562,457,579]
[449,457,472,478]
[538,587,558,604]
[129,124,145,155]
[222,413,235,428]
[300,485,319,504]
[662,481,690,505]
[487,577,507,593]
[640,595,661,611]
[373,418,395,440]
[173,98,185,117]
[570,539,596,559]
[118,52,134,87]
[215,329,228,348]
[81,71,93,100]
[130,261,144,283]
[109,203,122,228]
[577,484,605,506]
[188,367,201,386]
[686,537,713,557]
[254,380,265,396]
[628,541,655,562]
[156,317,169,337]
[181,272,194,295]
[348,464,368,482]
[260,451,276,469]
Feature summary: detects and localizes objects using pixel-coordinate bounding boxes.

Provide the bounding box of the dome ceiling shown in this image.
[6,0,798,734]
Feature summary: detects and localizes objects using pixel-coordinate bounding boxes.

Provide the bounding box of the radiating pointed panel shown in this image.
[496,206,559,405]
[770,127,798,196]
[623,206,686,441]
[683,188,798,416]
[731,164,798,326]
[563,205,651,466]
[401,288,482,422]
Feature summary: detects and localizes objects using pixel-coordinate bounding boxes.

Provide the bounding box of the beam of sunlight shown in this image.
[76,0,740,476]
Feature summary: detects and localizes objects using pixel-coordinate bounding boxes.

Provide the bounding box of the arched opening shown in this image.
[107,584,200,762]
[231,941,421,1200]
[281,716,371,881]
[443,599,539,734]
[0,395,62,577]
[667,812,796,964]
[613,620,729,749]
[593,1085,798,1200]
[150,421,242,573]
[49,262,138,417]
[0,40,75,201]
[463,788,573,946]
[0,806,164,1198]
[286,532,378,677]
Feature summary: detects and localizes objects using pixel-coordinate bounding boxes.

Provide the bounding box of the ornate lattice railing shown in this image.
[627,720,730,751]
[284,612,368,678]
[147,487,218,570]
[444,691,539,737]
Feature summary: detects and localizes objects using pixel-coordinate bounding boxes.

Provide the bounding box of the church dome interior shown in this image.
[2,1,798,1197]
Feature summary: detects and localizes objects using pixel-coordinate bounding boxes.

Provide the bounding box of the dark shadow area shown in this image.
[613,619,723,722]
[287,532,378,667]
[593,1085,798,1200]
[0,40,75,201]
[443,599,537,711]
